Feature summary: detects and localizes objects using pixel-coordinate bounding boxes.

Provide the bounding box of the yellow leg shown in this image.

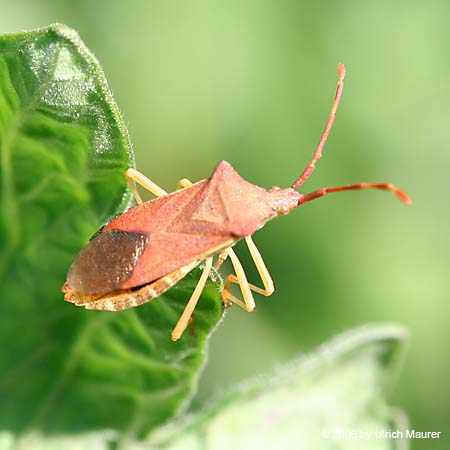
[126,168,168,204]
[217,236,275,311]
[221,248,255,312]
[243,236,274,296]
[177,178,193,189]
[214,250,228,270]
[171,257,213,341]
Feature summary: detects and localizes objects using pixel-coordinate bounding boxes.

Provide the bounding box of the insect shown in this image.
[62,64,411,341]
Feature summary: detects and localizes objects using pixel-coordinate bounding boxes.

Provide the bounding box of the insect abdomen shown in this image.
[67,229,148,294]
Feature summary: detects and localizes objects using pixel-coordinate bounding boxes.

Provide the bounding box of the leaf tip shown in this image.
[46,23,83,47]
[315,322,410,391]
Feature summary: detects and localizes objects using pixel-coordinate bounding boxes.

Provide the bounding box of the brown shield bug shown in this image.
[62,64,411,341]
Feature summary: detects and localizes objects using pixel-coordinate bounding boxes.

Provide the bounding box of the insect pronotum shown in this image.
[62,64,411,341]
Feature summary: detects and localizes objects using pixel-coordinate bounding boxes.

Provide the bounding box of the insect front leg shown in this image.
[171,257,214,341]
[126,168,168,204]
[214,250,228,270]
[221,248,256,312]
[215,237,274,309]
[177,177,193,189]
[243,236,274,296]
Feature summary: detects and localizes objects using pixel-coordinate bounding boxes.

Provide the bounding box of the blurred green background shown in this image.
[1,1,448,449]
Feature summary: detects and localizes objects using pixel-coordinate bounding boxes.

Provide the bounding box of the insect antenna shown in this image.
[292,64,411,206]
[291,64,346,190]
[298,183,412,206]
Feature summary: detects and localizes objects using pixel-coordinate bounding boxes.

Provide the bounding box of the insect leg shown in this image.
[214,237,273,303]
[177,178,193,189]
[171,257,213,341]
[214,250,229,270]
[126,168,168,204]
[221,248,256,312]
[243,236,275,296]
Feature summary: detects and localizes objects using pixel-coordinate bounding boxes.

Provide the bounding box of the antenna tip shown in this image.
[338,63,346,81]
[396,189,412,205]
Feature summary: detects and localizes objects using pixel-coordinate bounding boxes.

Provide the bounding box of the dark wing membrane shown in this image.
[67,230,148,294]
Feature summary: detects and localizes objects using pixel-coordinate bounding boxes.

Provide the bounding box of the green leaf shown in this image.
[0,431,116,450]
[151,324,409,450]
[0,23,224,443]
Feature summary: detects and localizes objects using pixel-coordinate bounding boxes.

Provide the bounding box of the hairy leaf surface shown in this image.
[151,325,409,450]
